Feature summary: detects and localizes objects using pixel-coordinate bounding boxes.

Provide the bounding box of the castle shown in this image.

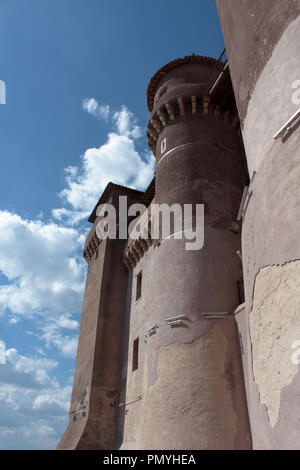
[58,1,300,450]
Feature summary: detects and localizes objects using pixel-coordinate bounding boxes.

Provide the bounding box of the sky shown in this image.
[0,0,224,449]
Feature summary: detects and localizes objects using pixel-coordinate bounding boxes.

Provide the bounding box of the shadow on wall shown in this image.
[116,271,133,449]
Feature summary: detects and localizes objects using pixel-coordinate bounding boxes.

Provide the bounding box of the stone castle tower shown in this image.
[58,0,300,450]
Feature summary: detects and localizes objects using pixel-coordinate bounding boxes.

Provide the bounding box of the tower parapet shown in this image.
[146,55,242,155]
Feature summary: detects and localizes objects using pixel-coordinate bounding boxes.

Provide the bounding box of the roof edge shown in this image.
[88,183,144,223]
[147,54,221,111]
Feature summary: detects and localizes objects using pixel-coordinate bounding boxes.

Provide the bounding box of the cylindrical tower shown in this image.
[216,1,300,449]
[121,56,251,450]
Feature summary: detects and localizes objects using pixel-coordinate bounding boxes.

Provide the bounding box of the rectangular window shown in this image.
[132,338,139,371]
[136,271,142,301]
[237,278,245,304]
[161,137,167,155]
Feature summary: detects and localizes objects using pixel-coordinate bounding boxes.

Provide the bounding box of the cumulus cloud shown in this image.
[113,105,143,138]
[82,97,110,121]
[56,314,79,330]
[0,346,71,449]
[60,133,154,213]
[53,104,155,225]
[1,347,57,389]
[0,211,85,318]
[0,206,85,448]
[24,314,79,359]
[42,333,78,359]
[51,207,88,226]
[38,316,79,359]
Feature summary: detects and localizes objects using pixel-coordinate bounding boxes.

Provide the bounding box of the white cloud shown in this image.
[113,105,143,138]
[2,348,58,388]
[38,318,79,359]
[0,102,155,449]
[82,97,110,121]
[52,104,155,225]
[0,211,85,318]
[51,207,89,226]
[56,314,79,330]
[0,346,72,449]
[59,133,154,213]
[33,394,69,414]
[0,218,81,448]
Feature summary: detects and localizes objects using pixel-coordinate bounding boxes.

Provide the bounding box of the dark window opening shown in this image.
[136,271,142,301]
[237,278,245,304]
[132,338,139,371]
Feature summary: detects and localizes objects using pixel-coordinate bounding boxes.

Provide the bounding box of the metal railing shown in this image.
[208,48,229,95]
[273,108,300,139]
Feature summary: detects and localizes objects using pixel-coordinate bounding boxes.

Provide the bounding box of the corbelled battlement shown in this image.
[147,94,240,152]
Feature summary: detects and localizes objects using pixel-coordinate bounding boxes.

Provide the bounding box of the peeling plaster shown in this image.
[249,261,300,427]
[122,324,252,449]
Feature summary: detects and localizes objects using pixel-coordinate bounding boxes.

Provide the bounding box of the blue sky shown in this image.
[0,0,224,449]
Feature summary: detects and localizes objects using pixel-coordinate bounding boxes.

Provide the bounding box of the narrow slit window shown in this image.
[237,278,245,304]
[132,338,139,371]
[136,271,142,301]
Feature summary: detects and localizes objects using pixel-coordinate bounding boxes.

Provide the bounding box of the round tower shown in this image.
[121,56,251,450]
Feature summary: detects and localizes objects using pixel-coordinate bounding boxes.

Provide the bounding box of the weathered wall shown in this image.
[216,0,300,124]
[216,0,300,449]
[250,263,300,429]
[121,59,251,450]
[57,191,129,450]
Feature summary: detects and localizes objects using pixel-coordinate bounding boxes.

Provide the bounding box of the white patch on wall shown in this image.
[250,261,300,427]
[161,138,167,155]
